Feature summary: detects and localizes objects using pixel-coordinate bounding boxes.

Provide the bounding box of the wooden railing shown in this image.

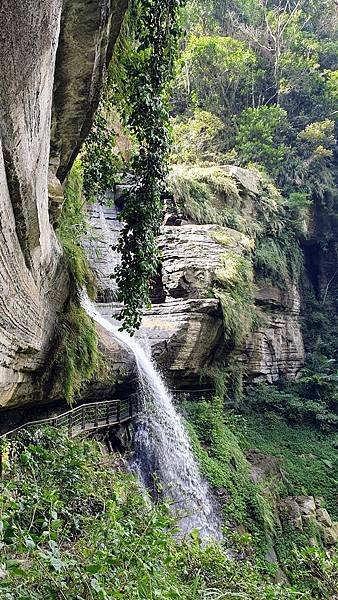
[0,397,136,442]
[0,388,216,442]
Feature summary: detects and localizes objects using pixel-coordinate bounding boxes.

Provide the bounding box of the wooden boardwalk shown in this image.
[0,397,136,442]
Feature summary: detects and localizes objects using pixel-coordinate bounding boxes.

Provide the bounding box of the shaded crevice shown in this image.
[2,146,36,271]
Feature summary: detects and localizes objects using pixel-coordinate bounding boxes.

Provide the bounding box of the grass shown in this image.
[51,302,101,404]
[167,165,241,226]
[213,254,256,345]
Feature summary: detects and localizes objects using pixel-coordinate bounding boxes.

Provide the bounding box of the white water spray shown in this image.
[81,293,222,541]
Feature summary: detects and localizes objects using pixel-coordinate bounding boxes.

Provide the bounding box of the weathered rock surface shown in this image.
[87,196,304,384]
[243,282,305,382]
[246,449,284,485]
[85,208,240,380]
[85,203,123,302]
[0,1,127,408]
[96,299,224,383]
[159,224,251,299]
[280,495,338,546]
[51,0,128,181]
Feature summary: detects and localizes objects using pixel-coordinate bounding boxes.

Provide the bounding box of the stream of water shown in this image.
[81,293,222,541]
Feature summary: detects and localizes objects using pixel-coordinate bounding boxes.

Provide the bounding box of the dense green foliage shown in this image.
[172,0,337,247]
[55,159,102,403]
[0,427,312,600]
[182,398,274,549]
[50,303,100,405]
[244,364,338,431]
[238,411,338,520]
[183,399,338,597]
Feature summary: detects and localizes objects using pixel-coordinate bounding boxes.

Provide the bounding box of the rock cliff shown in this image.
[86,166,305,388]
[0,0,128,408]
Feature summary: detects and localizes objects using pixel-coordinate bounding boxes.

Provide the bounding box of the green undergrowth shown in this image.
[254,233,303,289]
[274,523,338,598]
[244,376,338,432]
[55,159,103,403]
[213,253,257,345]
[57,158,95,295]
[237,411,338,519]
[182,398,275,554]
[0,427,305,600]
[51,301,101,404]
[182,397,337,597]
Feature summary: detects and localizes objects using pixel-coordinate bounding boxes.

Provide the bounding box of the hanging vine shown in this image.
[112,0,186,333]
[82,0,186,333]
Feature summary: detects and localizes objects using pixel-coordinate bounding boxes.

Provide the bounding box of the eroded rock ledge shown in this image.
[0,0,128,408]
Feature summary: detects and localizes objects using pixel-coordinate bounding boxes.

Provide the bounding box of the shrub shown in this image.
[235,106,290,178]
[244,380,338,431]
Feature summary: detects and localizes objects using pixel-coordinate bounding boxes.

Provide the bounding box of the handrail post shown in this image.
[106,403,110,425]
[81,407,85,431]
[68,413,72,437]
[116,400,120,424]
[94,404,98,428]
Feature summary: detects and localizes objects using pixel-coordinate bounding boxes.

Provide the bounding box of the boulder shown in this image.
[322,523,338,546]
[296,496,316,522]
[280,498,303,530]
[316,507,333,528]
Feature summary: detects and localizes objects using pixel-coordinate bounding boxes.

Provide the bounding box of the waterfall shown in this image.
[81,294,222,541]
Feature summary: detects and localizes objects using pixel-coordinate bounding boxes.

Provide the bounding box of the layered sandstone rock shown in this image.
[87,193,304,385]
[243,282,305,382]
[0,0,128,408]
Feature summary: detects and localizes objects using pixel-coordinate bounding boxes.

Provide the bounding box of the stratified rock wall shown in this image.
[243,282,305,382]
[87,169,305,387]
[0,0,128,408]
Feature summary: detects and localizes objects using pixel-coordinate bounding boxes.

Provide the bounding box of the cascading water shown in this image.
[81,293,222,541]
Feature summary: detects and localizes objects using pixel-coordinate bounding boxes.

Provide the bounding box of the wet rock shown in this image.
[96,298,223,383]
